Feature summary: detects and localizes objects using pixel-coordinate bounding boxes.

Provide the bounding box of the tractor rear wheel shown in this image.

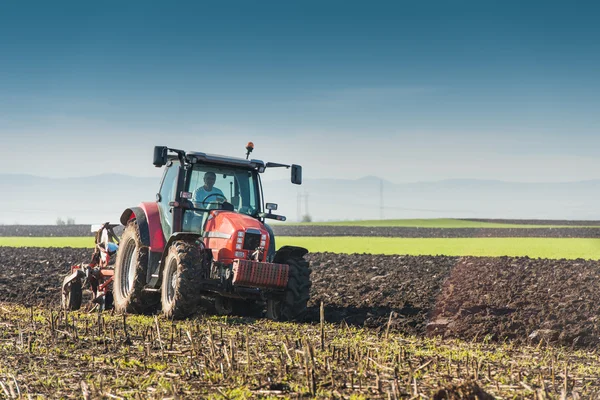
[113,220,158,314]
[161,241,203,319]
[266,257,311,321]
[62,278,82,311]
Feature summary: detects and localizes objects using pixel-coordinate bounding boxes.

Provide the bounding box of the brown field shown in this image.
[3,223,600,238]
[1,245,600,398]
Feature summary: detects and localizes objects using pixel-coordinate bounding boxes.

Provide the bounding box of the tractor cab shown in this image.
[153,144,302,266]
[154,144,300,236]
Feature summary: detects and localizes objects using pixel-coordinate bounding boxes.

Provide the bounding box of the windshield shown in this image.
[187,165,260,216]
[181,165,261,233]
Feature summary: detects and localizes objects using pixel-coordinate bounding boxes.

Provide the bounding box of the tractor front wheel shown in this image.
[113,220,158,314]
[266,257,311,321]
[161,241,203,319]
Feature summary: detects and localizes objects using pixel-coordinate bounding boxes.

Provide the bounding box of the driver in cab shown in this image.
[193,171,225,207]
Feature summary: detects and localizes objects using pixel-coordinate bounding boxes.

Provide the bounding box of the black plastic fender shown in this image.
[272,245,309,264]
[120,207,151,247]
[263,223,276,262]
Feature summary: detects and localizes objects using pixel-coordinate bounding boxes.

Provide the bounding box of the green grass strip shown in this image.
[277,237,600,260]
[2,236,599,260]
[0,237,95,248]
[284,218,598,228]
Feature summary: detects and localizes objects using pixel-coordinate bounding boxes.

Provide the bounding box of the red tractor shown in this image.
[62,143,311,321]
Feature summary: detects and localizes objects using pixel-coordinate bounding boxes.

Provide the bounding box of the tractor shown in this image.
[62,143,311,321]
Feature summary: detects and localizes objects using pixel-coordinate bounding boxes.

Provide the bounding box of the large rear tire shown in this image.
[161,241,203,319]
[113,221,159,314]
[266,257,311,321]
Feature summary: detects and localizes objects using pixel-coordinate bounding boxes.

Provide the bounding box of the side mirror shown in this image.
[265,203,278,211]
[153,146,168,167]
[291,164,302,185]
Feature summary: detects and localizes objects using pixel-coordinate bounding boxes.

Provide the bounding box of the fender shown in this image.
[273,245,308,264]
[120,202,166,252]
[263,223,276,262]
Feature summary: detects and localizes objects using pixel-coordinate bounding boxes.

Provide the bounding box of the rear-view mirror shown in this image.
[153,146,168,167]
[291,164,302,185]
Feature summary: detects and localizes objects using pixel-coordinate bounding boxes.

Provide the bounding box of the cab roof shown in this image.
[168,151,266,171]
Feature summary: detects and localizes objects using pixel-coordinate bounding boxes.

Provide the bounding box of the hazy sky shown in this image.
[1,1,599,183]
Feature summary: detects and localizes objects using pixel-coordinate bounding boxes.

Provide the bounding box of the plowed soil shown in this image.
[3,224,600,237]
[0,247,89,306]
[2,246,599,348]
[273,225,600,238]
[461,218,600,226]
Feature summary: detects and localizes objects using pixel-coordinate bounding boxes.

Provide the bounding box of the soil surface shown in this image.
[3,224,600,238]
[2,246,600,348]
[461,218,600,226]
[0,247,89,307]
[433,382,494,400]
[0,225,99,237]
[273,225,600,238]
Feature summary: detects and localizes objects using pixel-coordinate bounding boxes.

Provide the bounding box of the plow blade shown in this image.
[61,268,85,310]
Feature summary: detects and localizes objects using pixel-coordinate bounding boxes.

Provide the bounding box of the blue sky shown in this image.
[1,1,599,182]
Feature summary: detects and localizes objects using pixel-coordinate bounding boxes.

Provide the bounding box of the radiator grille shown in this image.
[243,232,261,250]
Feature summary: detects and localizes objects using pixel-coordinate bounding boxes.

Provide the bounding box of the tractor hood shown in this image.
[203,210,270,263]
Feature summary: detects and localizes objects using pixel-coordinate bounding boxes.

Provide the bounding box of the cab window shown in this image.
[157,161,179,237]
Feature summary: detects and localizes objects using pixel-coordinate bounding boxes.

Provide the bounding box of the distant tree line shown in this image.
[56,217,76,225]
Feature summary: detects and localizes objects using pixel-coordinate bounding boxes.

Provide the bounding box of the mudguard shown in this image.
[120,202,166,252]
[263,223,276,262]
[272,245,309,264]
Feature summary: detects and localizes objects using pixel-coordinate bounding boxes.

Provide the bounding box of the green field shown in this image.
[284,218,598,228]
[277,237,600,260]
[0,237,95,248]
[2,236,600,259]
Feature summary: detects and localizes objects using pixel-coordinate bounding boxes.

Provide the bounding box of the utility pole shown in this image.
[304,191,309,218]
[296,192,310,222]
[297,192,302,222]
[379,179,384,220]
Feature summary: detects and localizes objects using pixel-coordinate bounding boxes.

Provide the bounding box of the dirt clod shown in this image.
[433,381,495,400]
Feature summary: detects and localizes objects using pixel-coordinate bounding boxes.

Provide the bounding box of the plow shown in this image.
[61,143,311,320]
[61,223,120,312]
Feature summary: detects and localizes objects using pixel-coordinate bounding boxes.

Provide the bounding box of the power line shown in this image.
[296,192,310,221]
[304,191,309,217]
